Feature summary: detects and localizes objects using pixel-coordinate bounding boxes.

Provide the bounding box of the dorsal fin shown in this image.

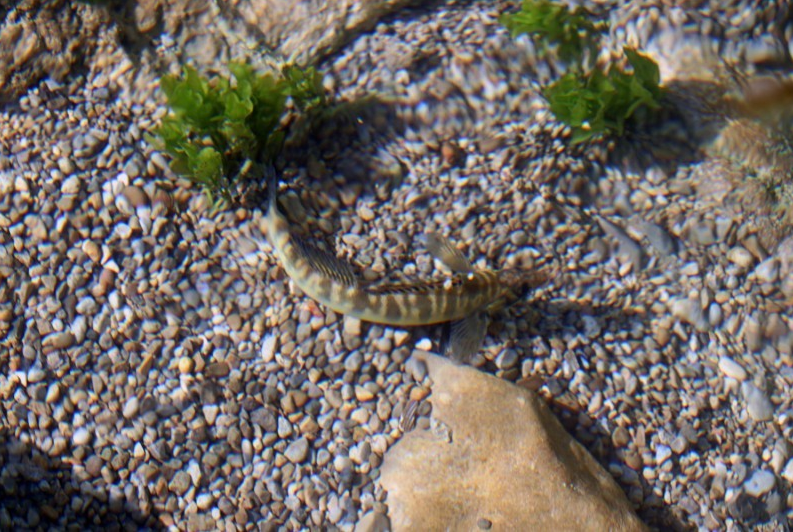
[293,235,358,287]
[424,233,473,273]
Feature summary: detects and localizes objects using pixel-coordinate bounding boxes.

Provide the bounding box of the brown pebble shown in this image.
[178,356,194,374]
[82,240,101,263]
[138,353,155,375]
[440,140,466,167]
[206,362,230,378]
[151,186,174,215]
[121,185,150,208]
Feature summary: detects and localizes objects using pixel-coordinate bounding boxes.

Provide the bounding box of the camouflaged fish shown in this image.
[264,166,551,361]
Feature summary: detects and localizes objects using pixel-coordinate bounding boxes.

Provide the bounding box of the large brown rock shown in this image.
[380,352,647,532]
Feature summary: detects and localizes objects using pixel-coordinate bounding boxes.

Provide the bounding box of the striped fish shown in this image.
[264,166,551,361]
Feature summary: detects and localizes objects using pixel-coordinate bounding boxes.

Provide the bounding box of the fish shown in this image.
[263,166,551,361]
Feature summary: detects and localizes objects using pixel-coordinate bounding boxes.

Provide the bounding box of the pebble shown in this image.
[45,383,61,403]
[343,316,362,336]
[754,258,779,284]
[61,175,80,195]
[670,298,709,332]
[44,331,75,350]
[741,381,774,422]
[123,396,140,419]
[405,356,428,382]
[727,247,754,268]
[169,471,191,496]
[718,356,747,381]
[261,333,278,362]
[72,428,91,446]
[743,470,775,497]
[284,437,310,463]
[178,356,194,374]
[334,454,352,473]
[27,367,45,383]
[782,459,793,484]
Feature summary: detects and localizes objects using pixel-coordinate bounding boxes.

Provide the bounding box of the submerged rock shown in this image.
[380,352,647,531]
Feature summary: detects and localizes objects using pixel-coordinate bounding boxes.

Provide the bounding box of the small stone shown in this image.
[350,441,371,465]
[744,470,775,497]
[334,454,352,473]
[278,416,293,438]
[261,334,278,362]
[355,511,391,532]
[405,356,428,382]
[344,316,362,336]
[44,331,75,350]
[782,459,793,484]
[358,205,375,222]
[73,428,91,446]
[169,471,191,496]
[196,493,214,511]
[680,262,700,276]
[178,356,194,374]
[187,459,202,486]
[718,356,747,381]
[121,185,149,208]
[82,240,101,263]
[345,351,363,373]
[415,338,433,351]
[670,298,709,332]
[45,383,61,403]
[75,296,98,315]
[284,437,309,463]
[742,381,774,422]
[728,247,754,268]
[57,157,75,174]
[203,405,219,425]
[655,445,672,465]
[27,367,45,383]
[206,362,230,378]
[354,385,375,402]
[61,175,80,195]
[754,258,779,284]
[123,396,140,419]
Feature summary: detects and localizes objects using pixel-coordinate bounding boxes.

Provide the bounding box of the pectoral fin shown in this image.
[425,233,473,273]
[444,311,488,362]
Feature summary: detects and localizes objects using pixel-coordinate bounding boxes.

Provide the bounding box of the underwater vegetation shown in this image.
[501,0,663,144]
[147,62,326,206]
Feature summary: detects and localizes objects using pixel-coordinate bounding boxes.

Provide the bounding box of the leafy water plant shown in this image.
[500,0,603,66]
[544,48,663,144]
[148,62,325,206]
[501,0,663,144]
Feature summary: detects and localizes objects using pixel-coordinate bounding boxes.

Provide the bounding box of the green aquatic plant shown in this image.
[501,0,663,144]
[544,48,663,144]
[500,0,604,66]
[148,62,326,206]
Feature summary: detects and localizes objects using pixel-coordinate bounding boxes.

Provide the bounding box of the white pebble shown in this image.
[415,337,433,351]
[123,396,140,419]
[728,247,754,268]
[718,356,747,381]
[782,459,793,484]
[741,381,774,422]
[744,470,775,497]
[73,428,92,446]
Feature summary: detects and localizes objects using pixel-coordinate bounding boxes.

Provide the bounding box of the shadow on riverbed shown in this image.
[0,428,159,529]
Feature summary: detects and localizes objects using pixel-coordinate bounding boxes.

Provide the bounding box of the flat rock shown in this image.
[380,353,647,531]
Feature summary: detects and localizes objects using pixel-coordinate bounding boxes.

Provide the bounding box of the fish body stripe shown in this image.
[266,208,503,326]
